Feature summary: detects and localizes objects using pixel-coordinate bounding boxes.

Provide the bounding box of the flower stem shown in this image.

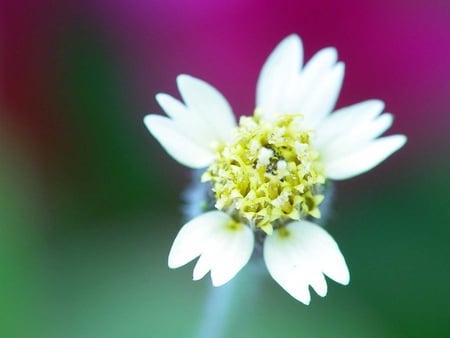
[195,260,266,338]
[196,279,237,338]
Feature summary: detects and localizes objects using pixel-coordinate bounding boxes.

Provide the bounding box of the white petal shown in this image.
[301,62,345,129]
[264,231,311,304]
[155,93,213,146]
[168,211,229,269]
[192,219,234,281]
[193,220,254,286]
[299,47,338,85]
[291,222,350,286]
[256,34,303,119]
[364,113,394,140]
[264,221,349,304]
[210,225,254,286]
[325,134,407,180]
[169,211,254,286]
[192,247,214,281]
[144,115,215,168]
[295,47,339,120]
[319,113,394,160]
[177,75,237,144]
[314,100,385,150]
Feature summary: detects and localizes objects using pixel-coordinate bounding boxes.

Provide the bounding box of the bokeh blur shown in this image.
[1,0,449,337]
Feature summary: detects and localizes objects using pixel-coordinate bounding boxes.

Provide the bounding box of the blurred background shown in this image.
[0,0,449,337]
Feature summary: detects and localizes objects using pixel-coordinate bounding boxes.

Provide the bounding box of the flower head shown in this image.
[144,34,406,304]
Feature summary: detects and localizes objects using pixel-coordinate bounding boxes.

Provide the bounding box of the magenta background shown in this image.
[2,0,450,155]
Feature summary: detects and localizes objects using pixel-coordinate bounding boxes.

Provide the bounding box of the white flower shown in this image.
[144,34,407,304]
[168,211,254,287]
[264,221,349,304]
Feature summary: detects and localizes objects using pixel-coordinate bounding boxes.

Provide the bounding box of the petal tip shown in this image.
[176,73,191,81]
[319,46,338,62]
[143,114,162,132]
[335,267,350,286]
[336,61,345,73]
[177,73,197,88]
[167,253,184,270]
[192,274,202,281]
[397,134,408,147]
[211,275,227,287]
[155,92,169,105]
[282,34,302,47]
[295,292,311,305]
[167,258,178,270]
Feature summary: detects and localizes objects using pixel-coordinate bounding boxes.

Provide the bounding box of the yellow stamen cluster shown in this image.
[202,113,325,234]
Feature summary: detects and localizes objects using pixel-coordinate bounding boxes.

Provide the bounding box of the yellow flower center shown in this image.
[202,113,325,234]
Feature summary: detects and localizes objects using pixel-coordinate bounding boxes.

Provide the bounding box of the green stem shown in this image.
[196,278,237,338]
[195,260,265,338]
